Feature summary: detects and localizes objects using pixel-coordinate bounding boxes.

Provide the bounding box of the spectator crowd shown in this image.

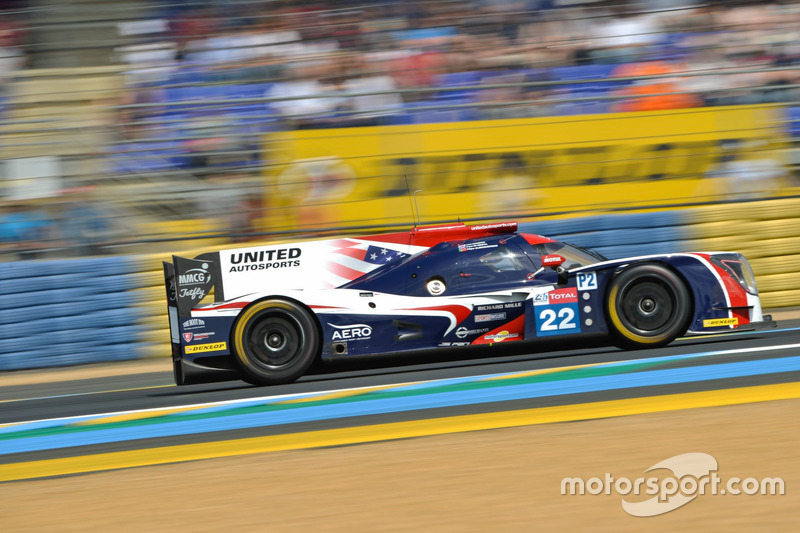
[2,0,800,258]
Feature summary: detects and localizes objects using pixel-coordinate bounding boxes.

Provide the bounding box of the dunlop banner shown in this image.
[262,106,786,230]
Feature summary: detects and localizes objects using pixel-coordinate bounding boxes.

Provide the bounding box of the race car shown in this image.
[163,221,771,386]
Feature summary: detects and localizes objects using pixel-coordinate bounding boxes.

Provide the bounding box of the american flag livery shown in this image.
[324,239,413,288]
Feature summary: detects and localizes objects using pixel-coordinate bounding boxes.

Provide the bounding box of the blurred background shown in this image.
[1,0,800,369]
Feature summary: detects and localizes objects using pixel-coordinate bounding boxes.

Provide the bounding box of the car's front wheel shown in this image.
[605,263,692,349]
[232,299,320,385]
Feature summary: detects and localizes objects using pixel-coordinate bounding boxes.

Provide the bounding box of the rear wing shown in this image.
[163,252,222,318]
[163,253,223,368]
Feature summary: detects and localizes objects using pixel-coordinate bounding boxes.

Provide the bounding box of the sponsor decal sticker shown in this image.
[548,287,578,304]
[179,287,207,301]
[228,248,302,273]
[542,254,563,266]
[703,317,739,328]
[182,318,206,329]
[535,288,581,337]
[475,312,507,323]
[456,326,490,339]
[470,222,517,232]
[184,342,227,354]
[475,302,522,312]
[533,292,550,306]
[577,272,598,291]
[483,330,519,341]
[178,264,211,286]
[527,273,536,280]
[174,256,215,304]
[329,323,372,341]
[458,240,498,252]
[183,332,193,343]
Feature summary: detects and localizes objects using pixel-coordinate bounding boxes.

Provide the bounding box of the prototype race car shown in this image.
[163,221,771,386]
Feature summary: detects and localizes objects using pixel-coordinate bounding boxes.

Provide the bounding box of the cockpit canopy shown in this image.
[343,233,604,297]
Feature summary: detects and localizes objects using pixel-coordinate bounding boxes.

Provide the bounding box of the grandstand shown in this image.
[0,0,799,259]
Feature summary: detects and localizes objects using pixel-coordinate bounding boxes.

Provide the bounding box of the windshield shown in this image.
[478,246,530,272]
[528,241,605,269]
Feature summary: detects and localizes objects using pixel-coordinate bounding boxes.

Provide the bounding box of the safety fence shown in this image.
[1,197,799,370]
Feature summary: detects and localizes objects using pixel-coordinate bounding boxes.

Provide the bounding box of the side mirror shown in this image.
[542,254,565,268]
[542,254,569,285]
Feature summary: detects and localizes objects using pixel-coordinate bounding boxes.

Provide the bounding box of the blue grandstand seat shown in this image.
[85,343,141,363]
[597,211,683,230]
[227,83,272,99]
[788,107,800,137]
[409,98,478,124]
[0,260,54,279]
[92,274,139,293]
[33,325,140,347]
[436,71,481,88]
[385,112,414,125]
[0,336,40,354]
[518,220,561,237]
[545,216,604,235]
[2,273,86,294]
[435,71,482,100]
[5,287,94,309]
[593,244,640,259]
[550,64,621,92]
[602,227,676,246]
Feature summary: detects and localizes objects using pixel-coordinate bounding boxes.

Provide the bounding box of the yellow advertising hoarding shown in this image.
[262,106,784,230]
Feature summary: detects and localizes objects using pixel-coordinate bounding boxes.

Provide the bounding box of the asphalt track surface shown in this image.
[1,320,799,479]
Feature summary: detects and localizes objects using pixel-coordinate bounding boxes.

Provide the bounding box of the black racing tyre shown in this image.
[232,299,320,385]
[605,263,692,349]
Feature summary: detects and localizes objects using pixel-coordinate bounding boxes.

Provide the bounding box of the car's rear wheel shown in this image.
[606,263,692,349]
[232,299,319,385]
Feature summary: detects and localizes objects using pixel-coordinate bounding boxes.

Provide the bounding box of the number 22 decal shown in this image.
[539,307,577,331]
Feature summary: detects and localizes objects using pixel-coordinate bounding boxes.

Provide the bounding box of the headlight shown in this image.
[710,253,758,295]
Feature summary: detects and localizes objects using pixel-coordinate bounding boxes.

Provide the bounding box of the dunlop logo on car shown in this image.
[703,317,739,328]
[184,342,227,354]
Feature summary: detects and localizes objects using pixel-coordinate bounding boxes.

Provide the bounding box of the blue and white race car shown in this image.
[163,221,771,386]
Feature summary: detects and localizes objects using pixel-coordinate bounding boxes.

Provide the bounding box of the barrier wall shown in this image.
[263,105,788,231]
[1,197,799,371]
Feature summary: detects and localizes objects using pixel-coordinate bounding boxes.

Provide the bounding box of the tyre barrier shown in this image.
[0,256,151,370]
[1,198,798,370]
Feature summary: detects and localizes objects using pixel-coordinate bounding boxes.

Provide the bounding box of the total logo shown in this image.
[329,323,372,341]
[178,264,210,286]
[548,287,578,304]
